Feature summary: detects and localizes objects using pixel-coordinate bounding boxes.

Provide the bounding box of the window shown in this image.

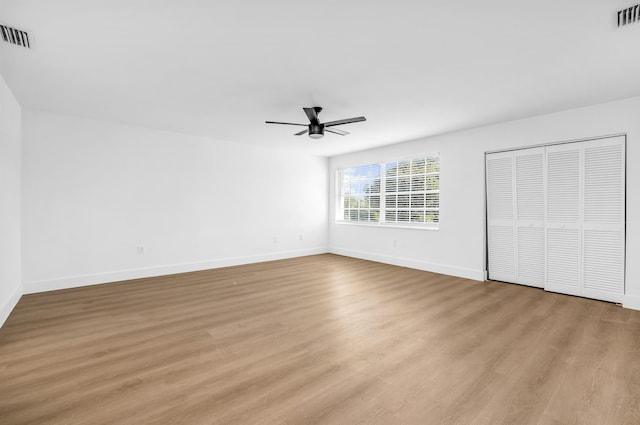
[341,164,381,223]
[337,154,440,228]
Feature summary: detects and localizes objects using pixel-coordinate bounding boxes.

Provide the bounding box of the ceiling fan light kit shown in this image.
[266,106,366,139]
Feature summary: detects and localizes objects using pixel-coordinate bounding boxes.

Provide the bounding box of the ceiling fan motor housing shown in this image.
[309,123,324,139]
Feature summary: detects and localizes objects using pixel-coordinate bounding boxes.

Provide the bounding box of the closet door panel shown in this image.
[487,154,514,221]
[514,148,545,287]
[546,147,581,223]
[546,226,581,296]
[581,136,625,302]
[486,152,516,282]
[583,229,624,302]
[515,150,545,220]
[517,226,545,286]
[545,144,582,295]
[488,225,516,281]
[583,139,625,224]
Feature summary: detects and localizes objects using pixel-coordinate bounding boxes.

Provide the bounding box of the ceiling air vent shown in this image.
[618,4,640,27]
[0,24,31,48]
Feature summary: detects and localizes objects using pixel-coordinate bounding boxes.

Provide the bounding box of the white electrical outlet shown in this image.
[273,236,278,243]
[299,234,303,241]
[136,246,144,254]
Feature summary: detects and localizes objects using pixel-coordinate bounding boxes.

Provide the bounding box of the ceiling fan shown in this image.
[266,107,366,139]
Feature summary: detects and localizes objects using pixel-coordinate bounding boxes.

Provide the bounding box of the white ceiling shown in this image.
[1,0,639,156]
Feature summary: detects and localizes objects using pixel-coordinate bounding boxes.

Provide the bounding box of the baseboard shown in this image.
[0,284,23,328]
[24,248,328,294]
[623,294,640,311]
[329,247,485,281]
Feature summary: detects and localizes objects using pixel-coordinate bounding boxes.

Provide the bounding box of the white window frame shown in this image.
[336,153,440,230]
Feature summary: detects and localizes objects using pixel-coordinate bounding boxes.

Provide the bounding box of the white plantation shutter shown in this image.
[384,157,440,225]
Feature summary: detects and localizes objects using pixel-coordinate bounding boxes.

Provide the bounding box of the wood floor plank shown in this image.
[1,254,639,424]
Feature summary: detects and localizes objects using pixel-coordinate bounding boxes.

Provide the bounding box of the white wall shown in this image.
[0,74,22,327]
[15,97,640,311]
[329,96,640,310]
[22,109,328,293]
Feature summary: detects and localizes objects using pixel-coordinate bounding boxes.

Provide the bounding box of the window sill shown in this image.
[334,221,439,231]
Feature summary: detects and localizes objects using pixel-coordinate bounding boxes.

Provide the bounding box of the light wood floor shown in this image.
[1,254,639,425]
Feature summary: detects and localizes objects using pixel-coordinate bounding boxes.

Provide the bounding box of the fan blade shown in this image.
[265,121,307,126]
[325,128,349,136]
[294,128,309,136]
[303,107,320,124]
[323,116,366,127]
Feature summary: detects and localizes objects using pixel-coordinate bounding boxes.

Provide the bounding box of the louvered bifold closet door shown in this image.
[581,136,625,302]
[545,144,582,297]
[514,148,545,287]
[488,137,625,301]
[487,148,545,286]
[486,152,516,283]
